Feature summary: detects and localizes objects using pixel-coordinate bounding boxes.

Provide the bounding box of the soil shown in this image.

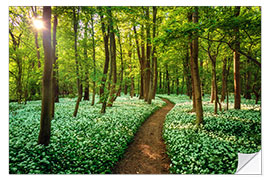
[112,98,175,174]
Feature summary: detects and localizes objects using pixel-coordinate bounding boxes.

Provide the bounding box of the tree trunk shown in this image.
[176,68,179,95]
[90,12,96,106]
[51,14,58,118]
[141,24,146,99]
[38,6,53,145]
[159,70,162,91]
[188,12,196,111]
[191,7,203,125]
[221,58,227,102]
[73,7,82,117]
[107,8,117,107]
[115,26,124,97]
[145,7,151,102]
[148,6,157,103]
[99,9,110,113]
[166,65,170,95]
[233,6,241,109]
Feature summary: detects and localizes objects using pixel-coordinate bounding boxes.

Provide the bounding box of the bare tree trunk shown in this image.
[99,9,110,113]
[38,6,53,145]
[90,12,96,106]
[148,6,157,103]
[145,7,151,102]
[188,12,196,111]
[166,65,170,95]
[191,7,203,125]
[233,6,241,109]
[51,14,58,118]
[115,26,124,97]
[107,8,117,107]
[176,69,180,95]
[73,7,82,117]
[221,58,227,102]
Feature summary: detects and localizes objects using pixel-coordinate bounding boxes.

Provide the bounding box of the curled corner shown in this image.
[235,150,261,174]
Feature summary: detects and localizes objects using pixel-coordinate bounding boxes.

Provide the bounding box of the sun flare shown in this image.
[33,19,44,30]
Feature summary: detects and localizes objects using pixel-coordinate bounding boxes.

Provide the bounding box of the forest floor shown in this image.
[112,98,174,174]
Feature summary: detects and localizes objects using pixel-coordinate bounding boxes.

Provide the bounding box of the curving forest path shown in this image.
[112,98,175,174]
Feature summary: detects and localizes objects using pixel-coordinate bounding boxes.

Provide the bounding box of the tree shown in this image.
[90,10,96,106]
[51,14,58,118]
[107,7,118,107]
[190,7,203,125]
[73,7,83,117]
[233,6,241,109]
[99,8,110,114]
[38,6,53,145]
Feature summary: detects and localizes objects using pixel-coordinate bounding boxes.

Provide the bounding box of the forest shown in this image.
[9,6,261,174]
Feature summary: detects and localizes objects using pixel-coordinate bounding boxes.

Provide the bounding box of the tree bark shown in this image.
[73,7,82,117]
[90,12,96,106]
[221,58,227,102]
[233,6,241,109]
[107,8,117,107]
[148,6,157,103]
[115,26,124,97]
[51,14,58,118]
[99,9,110,113]
[188,12,196,111]
[145,7,151,102]
[38,6,53,145]
[83,23,89,101]
[166,65,170,95]
[191,7,203,125]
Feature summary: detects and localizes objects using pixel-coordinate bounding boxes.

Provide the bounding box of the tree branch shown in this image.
[199,35,261,67]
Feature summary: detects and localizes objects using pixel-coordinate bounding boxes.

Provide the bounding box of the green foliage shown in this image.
[9,95,165,174]
[160,94,261,174]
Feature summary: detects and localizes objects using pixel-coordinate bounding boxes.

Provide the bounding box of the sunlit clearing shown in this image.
[33,19,44,30]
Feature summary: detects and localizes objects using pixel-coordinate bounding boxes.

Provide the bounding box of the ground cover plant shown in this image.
[9,95,165,174]
[159,94,261,174]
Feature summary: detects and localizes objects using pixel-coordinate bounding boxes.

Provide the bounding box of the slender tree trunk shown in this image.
[148,6,157,103]
[166,65,170,95]
[51,14,58,118]
[38,6,53,145]
[188,12,196,111]
[210,76,214,103]
[83,24,89,101]
[145,7,151,102]
[115,26,124,97]
[176,69,179,95]
[99,9,110,113]
[140,23,146,99]
[211,58,218,114]
[233,6,241,109]
[32,6,41,68]
[191,7,203,124]
[73,7,82,117]
[90,12,96,106]
[221,58,227,102]
[107,8,117,107]
[159,70,162,91]
[200,58,204,97]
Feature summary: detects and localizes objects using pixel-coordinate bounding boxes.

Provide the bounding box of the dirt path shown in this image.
[112,98,175,174]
